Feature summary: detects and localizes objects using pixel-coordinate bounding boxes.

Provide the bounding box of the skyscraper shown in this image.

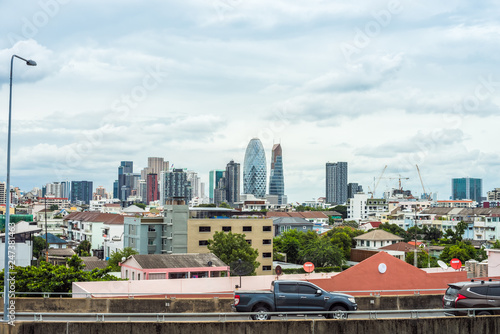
[326,162,348,205]
[347,182,363,199]
[208,170,224,203]
[146,173,159,204]
[117,161,134,202]
[225,160,240,205]
[452,177,482,203]
[164,169,192,204]
[71,181,93,205]
[243,138,267,199]
[269,143,286,204]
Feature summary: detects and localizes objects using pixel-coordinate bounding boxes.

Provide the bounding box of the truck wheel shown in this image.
[251,305,271,320]
[326,305,347,319]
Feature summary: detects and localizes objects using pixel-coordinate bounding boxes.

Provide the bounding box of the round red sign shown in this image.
[303,262,315,273]
[450,258,462,270]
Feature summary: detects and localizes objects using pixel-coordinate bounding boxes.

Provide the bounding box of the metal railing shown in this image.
[2,307,499,322]
[4,288,448,299]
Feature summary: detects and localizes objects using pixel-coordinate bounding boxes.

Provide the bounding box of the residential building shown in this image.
[141,157,169,180]
[353,229,403,249]
[433,200,474,208]
[225,160,240,205]
[63,212,125,258]
[146,173,159,204]
[269,144,286,205]
[347,183,363,199]
[94,186,109,200]
[243,138,267,199]
[347,193,388,221]
[164,169,192,204]
[326,162,348,205]
[71,181,93,205]
[487,188,500,201]
[89,198,121,212]
[186,171,200,199]
[0,221,42,269]
[0,182,5,205]
[120,253,230,280]
[124,205,274,275]
[272,217,315,237]
[452,177,482,203]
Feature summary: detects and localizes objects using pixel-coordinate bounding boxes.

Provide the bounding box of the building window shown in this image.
[263,226,272,232]
[246,240,252,245]
[138,274,141,280]
[148,225,155,232]
[263,239,271,245]
[199,226,211,233]
[222,226,231,232]
[262,266,272,271]
[263,252,272,258]
[199,240,209,246]
[148,238,155,245]
[243,226,252,232]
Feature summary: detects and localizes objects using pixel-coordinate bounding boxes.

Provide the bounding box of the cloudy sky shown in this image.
[0,0,499,203]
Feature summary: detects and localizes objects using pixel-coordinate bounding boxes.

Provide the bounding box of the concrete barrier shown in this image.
[1,317,500,334]
[1,294,444,313]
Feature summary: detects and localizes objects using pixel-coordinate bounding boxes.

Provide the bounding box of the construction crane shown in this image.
[382,175,410,191]
[416,164,431,200]
[372,165,387,198]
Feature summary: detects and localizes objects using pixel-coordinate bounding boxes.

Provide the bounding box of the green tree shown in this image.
[492,240,500,249]
[66,254,85,270]
[49,204,59,211]
[132,202,147,209]
[405,250,438,268]
[299,237,343,267]
[274,230,303,264]
[378,223,407,240]
[0,262,120,295]
[342,220,359,229]
[207,232,260,275]
[107,247,139,271]
[219,202,231,209]
[439,241,477,263]
[76,240,91,257]
[33,236,47,260]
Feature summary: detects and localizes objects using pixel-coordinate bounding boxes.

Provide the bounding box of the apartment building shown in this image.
[124,205,274,275]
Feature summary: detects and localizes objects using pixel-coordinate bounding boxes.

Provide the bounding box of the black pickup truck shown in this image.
[233,280,357,320]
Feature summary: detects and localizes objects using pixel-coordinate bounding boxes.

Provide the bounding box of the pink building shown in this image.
[120,253,230,280]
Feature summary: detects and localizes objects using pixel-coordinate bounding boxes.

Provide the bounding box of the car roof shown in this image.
[449,280,500,288]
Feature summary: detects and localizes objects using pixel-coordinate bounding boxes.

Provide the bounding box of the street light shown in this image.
[3,55,36,322]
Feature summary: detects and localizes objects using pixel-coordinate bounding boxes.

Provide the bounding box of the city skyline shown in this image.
[0,2,499,203]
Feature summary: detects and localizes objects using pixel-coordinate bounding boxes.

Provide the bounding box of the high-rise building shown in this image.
[45,182,63,198]
[243,138,267,199]
[141,157,169,180]
[117,161,134,202]
[452,177,482,203]
[71,181,93,205]
[208,170,225,203]
[326,162,348,205]
[164,169,192,204]
[186,171,200,198]
[269,144,286,204]
[147,174,159,204]
[0,182,6,205]
[214,174,226,206]
[225,160,240,205]
[347,183,363,199]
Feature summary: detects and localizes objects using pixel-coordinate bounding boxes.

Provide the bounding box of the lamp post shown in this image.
[3,55,36,321]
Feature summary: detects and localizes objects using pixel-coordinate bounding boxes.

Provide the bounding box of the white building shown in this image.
[347,193,388,222]
[0,221,42,269]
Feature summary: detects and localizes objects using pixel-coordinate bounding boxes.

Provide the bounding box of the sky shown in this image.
[0,0,499,203]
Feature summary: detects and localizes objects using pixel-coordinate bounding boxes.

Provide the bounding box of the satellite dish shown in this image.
[437,260,448,270]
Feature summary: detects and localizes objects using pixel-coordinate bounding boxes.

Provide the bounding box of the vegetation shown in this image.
[33,236,47,259]
[331,205,347,219]
[107,247,139,271]
[132,202,147,209]
[218,202,231,209]
[49,204,59,211]
[207,232,260,275]
[439,241,487,263]
[0,255,120,295]
[76,240,91,257]
[405,250,438,268]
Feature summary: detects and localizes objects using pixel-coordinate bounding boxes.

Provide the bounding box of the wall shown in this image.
[1,294,445,313]
[2,316,500,334]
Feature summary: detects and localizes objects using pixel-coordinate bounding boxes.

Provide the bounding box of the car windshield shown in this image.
[445,286,460,298]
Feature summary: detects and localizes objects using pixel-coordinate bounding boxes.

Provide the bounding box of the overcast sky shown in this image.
[0,0,499,203]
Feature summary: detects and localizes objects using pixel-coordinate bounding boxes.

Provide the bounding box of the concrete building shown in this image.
[0,221,41,269]
[71,181,93,205]
[225,160,240,206]
[353,229,403,249]
[347,193,388,221]
[164,169,192,205]
[326,162,348,205]
[271,217,315,236]
[208,170,224,204]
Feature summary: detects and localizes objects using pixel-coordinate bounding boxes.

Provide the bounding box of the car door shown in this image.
[298,283,327,311]
[275,282,298,312]
[486,285,500,314]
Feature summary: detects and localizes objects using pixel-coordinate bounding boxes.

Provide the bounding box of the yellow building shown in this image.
[187,218,274,276]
